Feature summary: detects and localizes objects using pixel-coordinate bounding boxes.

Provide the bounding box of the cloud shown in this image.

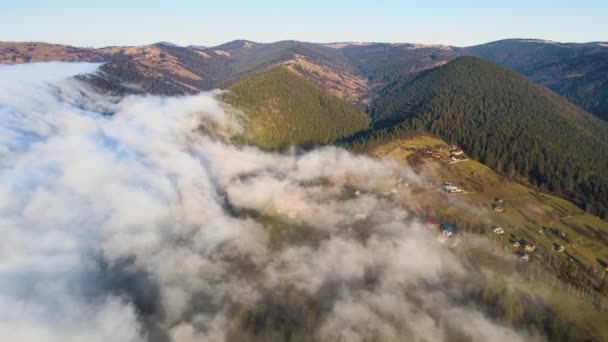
[0,62,537,341]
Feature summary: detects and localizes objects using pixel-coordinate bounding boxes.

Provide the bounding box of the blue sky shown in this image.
[1,0,606,47]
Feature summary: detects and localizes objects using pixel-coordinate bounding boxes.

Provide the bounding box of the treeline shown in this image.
[348,57,608,218]
[99,55,187,95]
[223,67,369,149]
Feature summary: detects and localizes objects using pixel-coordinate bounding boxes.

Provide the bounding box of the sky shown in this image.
[1,0,607,47]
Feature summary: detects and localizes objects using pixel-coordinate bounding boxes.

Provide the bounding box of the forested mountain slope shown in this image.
[222,67,369,149]
[340,42,464,83]
[98,40,369,101]
[351,57,608,218]
[3,39,608,121]
[468,39,608,120]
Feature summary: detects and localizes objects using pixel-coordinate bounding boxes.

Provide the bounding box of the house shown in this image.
[554,243,565,252]
[524,241,536,252]
[493,205,504,212]
[519,254,530,262]
[493,227,505,235]
[443,184,457,191]
[442,182,463,194]
[512,241,521,248]
[451,149,464,156]
[444,185,462,193]
[441,224,453,237]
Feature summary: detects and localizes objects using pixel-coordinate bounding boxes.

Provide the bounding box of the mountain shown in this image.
[468,39,608,120]
[154,41,181,47]
[328,39,608,121]
[350,56,608,218]
[0,41,108,63]
[96,40,370,102]
[3,39,607,121]
[95,44,211,95]
[222,66,369,149]
[340,42,464,83]
[2,36,607,124]
[187,45,208,50]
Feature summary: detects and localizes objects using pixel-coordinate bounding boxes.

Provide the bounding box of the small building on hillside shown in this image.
[451,149,464,156]
[554,243,565,252]
[524,241,536,253]
[443,182,464,194]
[441,224,453,237]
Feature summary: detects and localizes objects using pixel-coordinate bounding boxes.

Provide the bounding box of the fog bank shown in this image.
[0,63,535,342]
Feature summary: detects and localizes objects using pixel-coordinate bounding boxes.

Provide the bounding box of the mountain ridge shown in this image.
[2,38,607,120]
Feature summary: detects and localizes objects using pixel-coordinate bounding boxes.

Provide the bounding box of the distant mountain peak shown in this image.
[323,42,374,49]
[154,41,180,47]
[397,43,454,50]
[210,39,259,50]
[187,45,207,50]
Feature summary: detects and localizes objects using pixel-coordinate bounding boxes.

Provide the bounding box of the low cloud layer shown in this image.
[0,63,535,341]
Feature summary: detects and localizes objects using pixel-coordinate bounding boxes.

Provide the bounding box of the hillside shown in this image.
[3,39,608,122]
[314,40,608,121]
[468,39,608,120]
[341,42,463,83]
[222,67,369,149]
[351,57,608,218]
[100,40,370,101]
[371,135,608,268]
[369,135,608,339]
[0,41,108,63]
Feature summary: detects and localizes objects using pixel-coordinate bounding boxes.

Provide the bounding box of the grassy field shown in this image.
[371,135,608,270]
[371,135,446,159]
[532,280,608,340]
[371,135,608,339]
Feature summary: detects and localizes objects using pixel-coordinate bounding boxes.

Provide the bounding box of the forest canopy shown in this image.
[348,57,608,218]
